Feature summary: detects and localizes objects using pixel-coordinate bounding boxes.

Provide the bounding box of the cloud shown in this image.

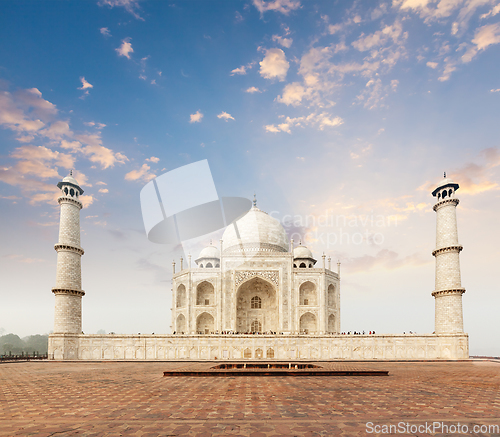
[3,254,46,264]
[351,21,404,52]
[146,156,160,163]
[96,181,107,185]
[78,77,93,91]
[419,147,500,195]
[344,249,427,273]
[0,87,129,203]
[245,86,262,93]
[272,34,293,48]
[277,82,307,106]
[100,27,111,36]
[116,38,134,59]
[98,0,144,20]
[98,188,109,194]
[426,61,439,68]
[231,66,248,75]
[491,88,500,92]
[480,3,500,19]
[462,23,500,63]
[189,111,203,123]
[393,0,498,35]
[265,112,344,133]
[217,111,235,121]
[252,0,301,15]
[124,163,155,182]
[259,48,290,81]
[230,61,256,76]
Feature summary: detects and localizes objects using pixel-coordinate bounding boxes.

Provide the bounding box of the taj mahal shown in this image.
[48,172,469,361]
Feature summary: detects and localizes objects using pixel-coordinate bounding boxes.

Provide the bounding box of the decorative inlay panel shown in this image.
[234,270,279,287]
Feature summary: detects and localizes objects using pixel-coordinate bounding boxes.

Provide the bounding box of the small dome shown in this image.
[293,245,314,259]
[221,206,289,254]
[198,244,220,260]
[62,174,79,186]
[431,174,459,197]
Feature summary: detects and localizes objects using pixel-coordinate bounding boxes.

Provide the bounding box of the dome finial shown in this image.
[69,169,73,176]
[253,193,257,207]
[444,171,446,178]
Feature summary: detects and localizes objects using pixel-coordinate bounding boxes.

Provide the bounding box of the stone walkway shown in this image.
[1,360,499,436]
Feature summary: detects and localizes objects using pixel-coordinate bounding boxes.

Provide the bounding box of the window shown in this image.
[244,348,252,358]
[251,296,261,309]
[299,262,306,268]
[267,348,275,358]
[204,299,210,305]
[251,320,262,332]
[70,188,75,197]
[206,262,213,268]
[303,299,309,305]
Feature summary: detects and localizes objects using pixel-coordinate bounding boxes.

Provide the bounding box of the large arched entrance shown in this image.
[236,277,277,333]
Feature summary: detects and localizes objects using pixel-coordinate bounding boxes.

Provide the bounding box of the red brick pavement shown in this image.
[0,360,499,436]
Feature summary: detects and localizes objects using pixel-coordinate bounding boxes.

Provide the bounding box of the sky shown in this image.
[0,0,499,355]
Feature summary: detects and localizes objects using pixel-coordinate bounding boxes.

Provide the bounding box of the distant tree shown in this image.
[23,335,49,355]
[96,329,106,334]
[0,334,24,355]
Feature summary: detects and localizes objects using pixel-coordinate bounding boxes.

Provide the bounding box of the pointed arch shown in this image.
[299,281,317,305]
[176,284,186,308]
[196,281,214,306]
[328,284,335,307]
[176,314,186,333]
[299,312,317,334]
[196,312,214,334]
[328,314,336,333]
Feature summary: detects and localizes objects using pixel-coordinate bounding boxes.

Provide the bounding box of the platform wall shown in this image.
[48,333,469,360]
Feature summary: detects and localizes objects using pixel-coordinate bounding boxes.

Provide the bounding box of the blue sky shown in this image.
[0,0,499,355]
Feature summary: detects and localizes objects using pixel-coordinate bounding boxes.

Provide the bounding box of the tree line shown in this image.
[0,334,49,356]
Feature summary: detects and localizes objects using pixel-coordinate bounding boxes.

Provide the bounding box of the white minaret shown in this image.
[431,173,465,334]
[52,171,85,334]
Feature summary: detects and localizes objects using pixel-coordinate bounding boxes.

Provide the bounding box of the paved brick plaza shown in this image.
[1,360,499,436]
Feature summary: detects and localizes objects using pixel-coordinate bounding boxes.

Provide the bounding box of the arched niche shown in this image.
[176,284,186,308]
[176,314,186,333]
[328,314,336,333]
[196,312,214,334]
[196,281,214,306]
[327,284,335,307]
[299,281,317,306]
[299,312,317,334]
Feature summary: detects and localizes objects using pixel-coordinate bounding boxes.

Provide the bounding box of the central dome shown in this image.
[222,206,289,254]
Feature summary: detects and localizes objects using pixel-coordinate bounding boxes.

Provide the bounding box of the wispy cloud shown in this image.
[100,27,111,37]
[252,0,301,15]
[272,34,293,48]
[116,38,134,59]
[78,77,93,98]
[189,110,203,123]
[265,112,343,133]
[245,86,262,93]
[124,163,155,182]
[217,111,235,121]
[98,0,144,21]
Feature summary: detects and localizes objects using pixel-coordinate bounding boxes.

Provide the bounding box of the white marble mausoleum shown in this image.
[48,173,469,361]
